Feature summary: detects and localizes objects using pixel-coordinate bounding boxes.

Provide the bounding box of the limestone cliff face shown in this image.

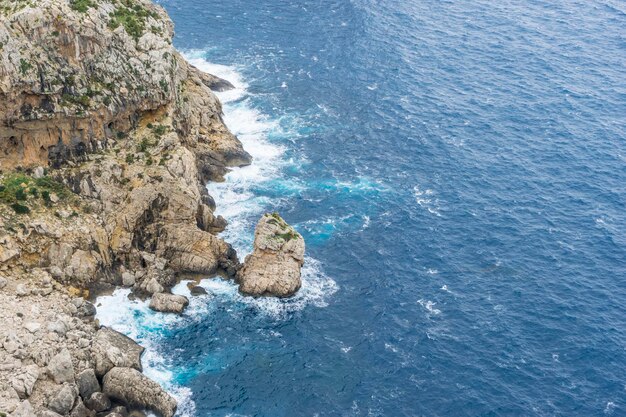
[0,1,252,416]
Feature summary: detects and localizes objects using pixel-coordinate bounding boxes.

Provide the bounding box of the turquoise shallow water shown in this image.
[98,1,626,415]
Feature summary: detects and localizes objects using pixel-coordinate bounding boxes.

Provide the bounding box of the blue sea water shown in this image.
[97,0,626,416]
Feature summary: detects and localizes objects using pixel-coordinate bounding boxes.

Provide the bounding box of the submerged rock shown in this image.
[148,293,189,314]
[237,213,305,297]
[102,368,176,417]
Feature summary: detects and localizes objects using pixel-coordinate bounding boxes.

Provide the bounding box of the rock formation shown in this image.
[238,213,305,297]
[0,0,256,415]
[102,367,176,417]
[148,292,189,314]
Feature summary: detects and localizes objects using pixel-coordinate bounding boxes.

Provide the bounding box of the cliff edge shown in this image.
[0,0,253,416]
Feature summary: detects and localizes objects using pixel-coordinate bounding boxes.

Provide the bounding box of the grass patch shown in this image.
[0,173,71,214]
[19,58,32,75]
[108,0,160,41]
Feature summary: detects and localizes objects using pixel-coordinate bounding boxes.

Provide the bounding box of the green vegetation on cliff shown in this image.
[0,173,71,214]
[108,0,160,41]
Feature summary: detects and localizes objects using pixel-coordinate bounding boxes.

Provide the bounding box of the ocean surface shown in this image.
[96,0,626,415]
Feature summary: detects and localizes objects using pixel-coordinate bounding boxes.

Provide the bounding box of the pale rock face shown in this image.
[121,272,135,287]
[238,214,305,297]
[10,365,39,399]
[148,293,189,314]
[47,383,79,415]
[102,367,177,417]
[91,328,144,377]
[76,369,100,401]
[47,348,75,384]
[10,400,35,417]
[0,383,21,413]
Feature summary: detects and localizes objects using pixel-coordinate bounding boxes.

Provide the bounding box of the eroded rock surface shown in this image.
[102,367,176,417]
[238,213,305,297]
[149,293,189,314]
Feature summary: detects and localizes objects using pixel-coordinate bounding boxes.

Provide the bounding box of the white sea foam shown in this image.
[413,185,441,216]
[417,299,441,315]
[95,289,197,417]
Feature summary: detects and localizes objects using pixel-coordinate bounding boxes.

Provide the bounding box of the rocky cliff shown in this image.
[0,0,255,416]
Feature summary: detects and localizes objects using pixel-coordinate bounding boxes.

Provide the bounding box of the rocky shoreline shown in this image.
[0,1,303,416]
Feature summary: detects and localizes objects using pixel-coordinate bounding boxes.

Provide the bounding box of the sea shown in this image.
[96,0,626,415]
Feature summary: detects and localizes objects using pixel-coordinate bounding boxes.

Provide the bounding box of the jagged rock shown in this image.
[238,213,305,297]
[0,384,20,414]
[121,273,135,287]
[9,365,39,399]
[187,283,207,296]
[76,369,100,401]
[48,383,79,415]
[69,399,95,417]
[149,293,189,314]
[16,284,29,297]
[92,328,143,377]
[47,348,75,384]
[47,320,68,336]
[75,301,97,318]
[143,278,163,295]
[102,367,176,417]
[3,333,23,354]
[0,276,7,289]
[65,250,99,284]
[85,392,110,412]
[0,237,20,263]
[23,322,41,334]
[10,400,35,417]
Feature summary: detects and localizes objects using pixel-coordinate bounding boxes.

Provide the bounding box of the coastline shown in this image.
[0,1,259,416]
[94,54,338,415]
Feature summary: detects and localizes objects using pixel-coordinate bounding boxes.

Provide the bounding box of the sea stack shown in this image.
[238,213,305,297]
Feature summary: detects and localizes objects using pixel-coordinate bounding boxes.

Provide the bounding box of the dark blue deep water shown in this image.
[101,1,626,415]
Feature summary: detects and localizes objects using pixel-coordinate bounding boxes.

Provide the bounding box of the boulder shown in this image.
[237,213,305,297]
[10,365,39,399]
[102,368,176,417]
[69,399,95,417]
[92,328,144,377]
[121,272,135,287]
[0,384,20,414]
[85,392,110,412]
[48,384,78,415]
[76,369,100,401]
[47,349,74,384]
[187,283,207,296]
[148,293,189,314]
[10,400,35,417]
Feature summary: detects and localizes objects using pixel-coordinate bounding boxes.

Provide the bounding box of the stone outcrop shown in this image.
[91,327,143,377]
[237,213,305,297]
[102,367,176,417]
[149,293,189,314]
